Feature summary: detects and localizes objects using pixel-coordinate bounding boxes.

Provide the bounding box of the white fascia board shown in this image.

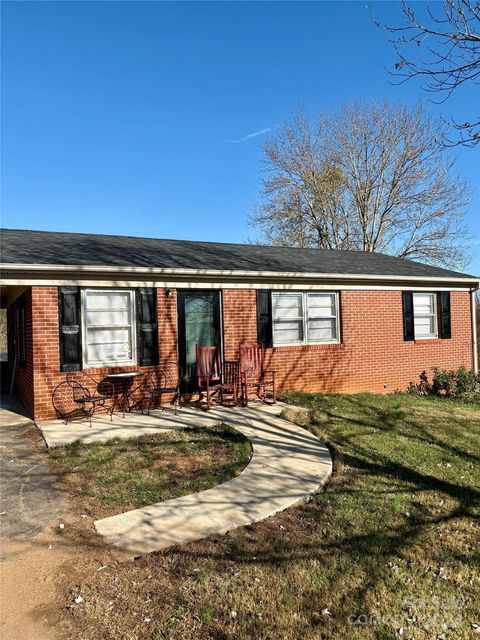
[0,277,474,292]
[1,261,479,282]
[1,262,479,288]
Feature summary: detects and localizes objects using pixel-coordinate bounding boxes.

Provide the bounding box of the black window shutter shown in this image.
[438,292,451,339]
[402,291,415,342]
[58,286,82,371]
[256,290,273,348]
[136,288,159,366]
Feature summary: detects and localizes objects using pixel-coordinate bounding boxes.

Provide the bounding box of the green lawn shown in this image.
[49,424,251,518]
[58,394,480,640]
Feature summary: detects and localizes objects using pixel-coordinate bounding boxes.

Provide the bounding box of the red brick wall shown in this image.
[222,289,258,360]
[158,288,178,362]
[222,289,474,394]
[30,287,62,419]
[18,286,474,420]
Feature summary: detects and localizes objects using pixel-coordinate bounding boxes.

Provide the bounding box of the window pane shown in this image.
[185,294,216,366]
[413,293,434,314]
[272,292,340,345]
[308,318,336,342]
[186,322,216,364]
[86,342,133,364]
[307,294,336,317]
[273,293,304,344]
[273,320,303,343]
[86,291,131,310]
[86,309,131,326]
[87,326,131,344]
[86,328,133,362]
[414,316,435,337]
[273,294,303,320]
[413,293,436,337]
[415,303,434,315]
[84,290,135,365]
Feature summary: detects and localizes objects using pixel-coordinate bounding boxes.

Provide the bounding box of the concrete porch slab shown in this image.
[36,409,190,448]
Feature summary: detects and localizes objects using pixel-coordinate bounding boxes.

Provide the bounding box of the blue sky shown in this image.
[1,1,479,273]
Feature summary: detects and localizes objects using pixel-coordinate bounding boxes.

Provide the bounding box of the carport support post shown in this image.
[9,342,16,396]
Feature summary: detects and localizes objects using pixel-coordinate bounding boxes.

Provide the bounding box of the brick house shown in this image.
[1,228,478,421]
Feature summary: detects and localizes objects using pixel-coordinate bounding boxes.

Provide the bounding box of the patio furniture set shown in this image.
[52,343,276,425]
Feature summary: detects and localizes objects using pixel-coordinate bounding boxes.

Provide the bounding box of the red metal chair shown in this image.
[195,346,239,410]
[239,342,276,406]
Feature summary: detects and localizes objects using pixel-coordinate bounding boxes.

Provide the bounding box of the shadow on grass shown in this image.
[5,394,479,639]
[46,423,252,515]
[287,391,480,465]
[154,394,479,636]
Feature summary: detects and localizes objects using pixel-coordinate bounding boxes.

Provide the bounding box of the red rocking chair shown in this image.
[196,346,239,410]
[239,342,276,406]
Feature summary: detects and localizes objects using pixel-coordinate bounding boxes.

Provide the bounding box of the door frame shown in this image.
[177,289,223,394]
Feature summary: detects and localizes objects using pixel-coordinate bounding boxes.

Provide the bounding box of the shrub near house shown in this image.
[409,366,480,403]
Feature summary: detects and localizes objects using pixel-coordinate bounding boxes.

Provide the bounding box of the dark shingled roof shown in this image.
[0,228,477,280]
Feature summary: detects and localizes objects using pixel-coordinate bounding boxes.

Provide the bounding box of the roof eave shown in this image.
[1,262,479,288]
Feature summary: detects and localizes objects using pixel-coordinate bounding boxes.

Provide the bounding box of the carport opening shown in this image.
[0,286,29,398]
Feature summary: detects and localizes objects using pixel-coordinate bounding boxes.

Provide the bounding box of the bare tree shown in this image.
[251,111,350,250]
[251,101,471,269]
[376,1,480,146]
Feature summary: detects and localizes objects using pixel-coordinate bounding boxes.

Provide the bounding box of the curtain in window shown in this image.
[306,294,337,342]
[272,292,339,345]
[413,293,437,338]
[84,290,135,366]
[272,293,304,344]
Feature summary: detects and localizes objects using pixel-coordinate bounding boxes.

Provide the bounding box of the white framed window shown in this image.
[272,292,340,346]
[272,293,305,344]
[306,293,339,343]
[82,289,137,367]
[413,292,438,339]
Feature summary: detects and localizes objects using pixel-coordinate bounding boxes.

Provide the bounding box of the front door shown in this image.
[177,290,221,394]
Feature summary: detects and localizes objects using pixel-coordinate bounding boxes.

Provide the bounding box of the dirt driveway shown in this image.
[0,400,119,640]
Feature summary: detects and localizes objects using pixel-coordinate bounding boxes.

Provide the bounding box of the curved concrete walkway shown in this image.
[94,403,332,558]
